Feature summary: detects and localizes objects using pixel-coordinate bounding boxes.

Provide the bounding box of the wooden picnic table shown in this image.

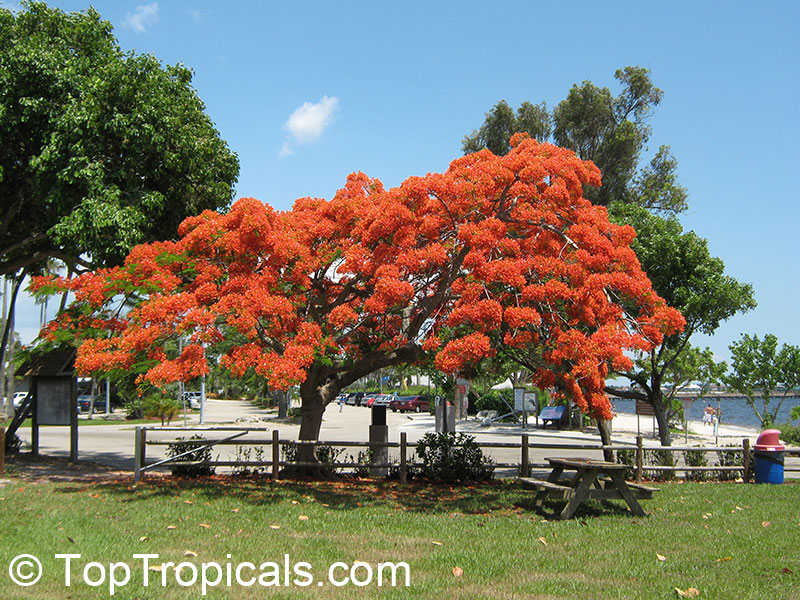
[520,457,658,519]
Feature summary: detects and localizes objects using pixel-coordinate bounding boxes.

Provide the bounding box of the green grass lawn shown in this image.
[0,469,797,599]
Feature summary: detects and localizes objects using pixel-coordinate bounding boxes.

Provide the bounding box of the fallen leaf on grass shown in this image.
[452,567,463,577]
[199,523,211,529]
[184,551,198,558]
[166,526,176,530]
[762,521,770,528]
[184,500,193,504]
[716,556,732,562]
[537,537,548,546]
[656,554,667,562]
[269,525,280,530]
[149,565,163,572]
[431,541,443,546]
[139,536,148,542]
[291,500,300,505]
[675,587,700,597]
[298,515,309,521]
[231,508,240,513]
[782,568,793,575]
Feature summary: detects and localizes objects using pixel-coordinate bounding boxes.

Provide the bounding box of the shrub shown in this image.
[715,445,743,481]
[777,423,800,446]
[282,442,344,474]
[682,448,708,481]
[616,448,635,467]
[232,445,267,476]
[415,432,494,483]
[141,394,181,425]
[167,434,214,477]
[475,389,513,414]
[644,449,675,481]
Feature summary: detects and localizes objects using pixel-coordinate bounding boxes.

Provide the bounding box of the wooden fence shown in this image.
[133,426,800,483]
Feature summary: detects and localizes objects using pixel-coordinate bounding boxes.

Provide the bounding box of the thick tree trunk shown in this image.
[652,391,672,447]
[597,419,614,462]
[280,371,340,479]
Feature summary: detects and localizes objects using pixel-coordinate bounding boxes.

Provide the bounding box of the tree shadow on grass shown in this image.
[55,475,536,515]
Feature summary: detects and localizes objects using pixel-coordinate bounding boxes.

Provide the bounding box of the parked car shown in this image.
[372,394,394,408]
[389,395,430,413]
[182,391,202,409]
[11,391,28,409]
[362,393,382,407]
[77,394,111,413]
[345,392,364,406]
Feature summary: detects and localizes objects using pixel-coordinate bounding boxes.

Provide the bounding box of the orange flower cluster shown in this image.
[36,136,683,418]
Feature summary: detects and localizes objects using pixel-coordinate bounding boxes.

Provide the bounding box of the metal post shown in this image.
[635,435,644,484]
[140,427,147,479]
[521,434,529,477]
[200,375,206,425]
[105,379,111,415]
[399,431,407,484]
[134,427,143,483]
[272,429,280,480]
[742,438,751,482]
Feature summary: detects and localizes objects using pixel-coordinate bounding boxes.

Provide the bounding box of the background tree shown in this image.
[462,66,687,213]
[35,137,682,475]
[0,1,239,382]
[604,204,756,444]
[0,2,239,276]
[725,333,800,428]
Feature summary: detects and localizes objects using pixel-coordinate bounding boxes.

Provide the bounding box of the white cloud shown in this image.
[280,96,338,156]
[124,3,159,33]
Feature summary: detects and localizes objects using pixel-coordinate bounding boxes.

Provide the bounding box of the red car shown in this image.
[389,395,430,413]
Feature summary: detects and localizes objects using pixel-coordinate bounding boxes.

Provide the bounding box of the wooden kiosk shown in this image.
[9,348,78,461]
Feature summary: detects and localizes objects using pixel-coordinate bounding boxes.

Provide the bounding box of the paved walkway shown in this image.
[11,399,797,476]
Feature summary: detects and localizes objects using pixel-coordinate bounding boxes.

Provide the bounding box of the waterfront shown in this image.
[610,396,800,429]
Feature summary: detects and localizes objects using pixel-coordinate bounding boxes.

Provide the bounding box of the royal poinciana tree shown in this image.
[35,136,683,472]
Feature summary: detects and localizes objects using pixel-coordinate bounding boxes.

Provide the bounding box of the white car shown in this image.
[12,392,28,409]
[182,391,202,409]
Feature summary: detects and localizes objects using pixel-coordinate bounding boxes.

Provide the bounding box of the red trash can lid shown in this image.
[755,429,785,451]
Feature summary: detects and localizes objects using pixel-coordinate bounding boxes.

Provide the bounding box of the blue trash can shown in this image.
[753,429,785,484]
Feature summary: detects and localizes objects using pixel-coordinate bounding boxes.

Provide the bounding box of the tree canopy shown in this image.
[462,66,687,213]
[606,203,756,443]
[35,137,683,460]
[0,2,239,276]
[725,333,800,428]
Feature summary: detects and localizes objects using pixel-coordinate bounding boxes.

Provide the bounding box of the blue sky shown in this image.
[5,0,800,364]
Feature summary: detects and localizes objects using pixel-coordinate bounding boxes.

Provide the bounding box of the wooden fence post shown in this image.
[272,429,280,481]
[742,438,751,482]
[521,434,529,477]
[635,435,644,484]
[399,431,407,484]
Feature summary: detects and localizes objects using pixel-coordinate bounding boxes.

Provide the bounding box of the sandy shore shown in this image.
[608,411,759,446]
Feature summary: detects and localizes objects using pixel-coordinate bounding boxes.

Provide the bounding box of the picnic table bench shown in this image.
[520,457,659,519]
[539,405,566,428]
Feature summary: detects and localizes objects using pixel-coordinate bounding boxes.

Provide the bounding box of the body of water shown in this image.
[610,396,800,430]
